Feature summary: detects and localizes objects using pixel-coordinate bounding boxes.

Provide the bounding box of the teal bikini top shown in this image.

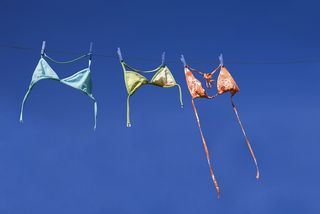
[20,42,97,130]
[117,48,183,127]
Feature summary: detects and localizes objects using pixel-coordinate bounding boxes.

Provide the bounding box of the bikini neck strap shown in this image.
[118,47,166,65]
[117,48,167,72]
[40,41,92,67]
[181,54,223,75]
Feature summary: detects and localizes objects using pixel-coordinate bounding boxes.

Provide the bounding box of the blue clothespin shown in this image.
[219,53,223,66]
[117,47,123,62]
[180,54,187,67]
[41,41,46,57]
[161,52,165,66]
[89,42,93,59]
[88,42,93,68]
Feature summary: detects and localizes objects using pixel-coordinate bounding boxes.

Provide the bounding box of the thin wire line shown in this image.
[1,44,320,65]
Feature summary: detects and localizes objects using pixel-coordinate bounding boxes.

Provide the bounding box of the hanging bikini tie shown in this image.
[181,54,220,198]
[20,41,98,130]
[217,54,259,179]
[181,54,260,198]
[117,48,183,127]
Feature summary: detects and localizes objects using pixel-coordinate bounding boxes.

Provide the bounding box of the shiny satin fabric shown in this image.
[20,57,97,130]
[217,66,239,96]
[120,61,183,127]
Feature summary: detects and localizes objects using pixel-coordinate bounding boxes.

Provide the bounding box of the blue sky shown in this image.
[0,0,319,213]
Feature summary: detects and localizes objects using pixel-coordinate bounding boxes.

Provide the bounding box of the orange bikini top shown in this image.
[183,55,239,99]
[181,54,259,198]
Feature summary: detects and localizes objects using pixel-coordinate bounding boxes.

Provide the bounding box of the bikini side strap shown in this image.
[191,99,220,198]
[231,95,260,179]
[175,84,184,108]
[127,95,131,127]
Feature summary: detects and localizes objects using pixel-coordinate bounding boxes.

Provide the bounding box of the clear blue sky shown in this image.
[0,0,319,213]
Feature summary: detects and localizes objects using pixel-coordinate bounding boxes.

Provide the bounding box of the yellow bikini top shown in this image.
[117,48,183,127]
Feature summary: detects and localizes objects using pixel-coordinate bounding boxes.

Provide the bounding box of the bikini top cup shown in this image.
[20,51,97,130]
[217,66,239,96]
[118,49,183,127]
[184,66,209,99]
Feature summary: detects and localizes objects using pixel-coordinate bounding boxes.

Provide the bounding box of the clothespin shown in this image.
[88,42,93,68]
[89,42,93,59]
[41,41,46,57]
[161,52,165,66]
[117,47,123,62]
[180,54,187,67]
[219,53,223,66]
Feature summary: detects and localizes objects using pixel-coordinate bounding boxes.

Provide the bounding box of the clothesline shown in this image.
[1,43,320,65]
